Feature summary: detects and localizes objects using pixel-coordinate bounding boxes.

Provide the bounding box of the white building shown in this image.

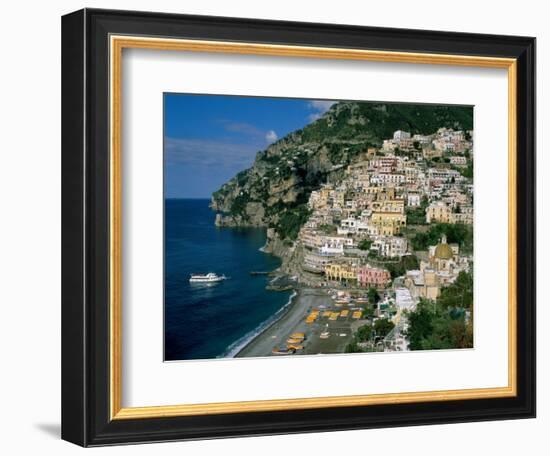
[393,130,411,141]
[395,287,415,310]
[319,243,344,256]
[407,193,421,207]
[370,236,408,258]
[450,156,468,166]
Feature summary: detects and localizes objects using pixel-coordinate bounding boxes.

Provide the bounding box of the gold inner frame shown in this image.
[109,35,518,420]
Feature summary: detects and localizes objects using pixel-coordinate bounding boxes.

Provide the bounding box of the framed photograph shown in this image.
[61,8,536,446]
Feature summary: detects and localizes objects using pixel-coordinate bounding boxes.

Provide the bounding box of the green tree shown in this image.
[344,340,363,353]
[411,223,473,254]
[406,290,473,351]
[374,318,395,338]
[275,205,311,240]
[318,224,336,235]
[437,271,473,309]
[407,299,435,350]
[386,254,419,279]
[362,305,375,320]
[405,206,427,225]
[367,287,380,305]
[356,324,373,342]
[358,239,373,251]
[460,161,474,179]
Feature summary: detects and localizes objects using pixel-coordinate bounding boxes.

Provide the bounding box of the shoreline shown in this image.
[235,287,332,358]
[222,289,297,358]
[232,288,302,357]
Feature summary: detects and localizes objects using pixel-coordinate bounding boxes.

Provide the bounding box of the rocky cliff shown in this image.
[211,101,473,249]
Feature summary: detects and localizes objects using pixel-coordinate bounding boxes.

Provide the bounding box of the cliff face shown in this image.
[211,101,473,244]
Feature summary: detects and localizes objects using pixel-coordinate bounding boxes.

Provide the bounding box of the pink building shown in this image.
[357,266,391,288]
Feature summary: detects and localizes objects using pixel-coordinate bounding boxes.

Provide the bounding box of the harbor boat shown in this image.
[189,272,226,283]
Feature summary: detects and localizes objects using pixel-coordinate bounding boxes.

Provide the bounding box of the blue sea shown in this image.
[164,199,292,361]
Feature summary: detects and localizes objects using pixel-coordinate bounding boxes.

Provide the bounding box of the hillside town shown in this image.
[211,103,476,357]
[270,127,475,354]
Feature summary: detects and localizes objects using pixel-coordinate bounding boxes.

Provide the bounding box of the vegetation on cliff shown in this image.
[405,271,474,350]
[211,101,473,241]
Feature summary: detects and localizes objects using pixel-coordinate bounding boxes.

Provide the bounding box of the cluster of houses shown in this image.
[297,128,474,300]
[382,127,473,158]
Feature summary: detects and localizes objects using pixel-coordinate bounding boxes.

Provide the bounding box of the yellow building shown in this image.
[324,263,357,282]
[376,188,396,201]
[426,202,453,224]
[370,199,405,214]
[423,147,443,159]
[366,147,377,158]
[330,190,345,208]
[405,235,461,300]
[371,212,407,235]
[363,186,383,195]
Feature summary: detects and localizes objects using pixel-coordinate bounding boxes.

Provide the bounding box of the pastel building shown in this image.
[371,212,407,235]
[356,266,391,289]
[370,236,408,258]
[426,201,453,223]
[324,263,358,282]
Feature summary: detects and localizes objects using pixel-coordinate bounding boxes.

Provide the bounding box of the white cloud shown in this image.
[265,130,278,143]
[219,120,263,137]
[165,137,258,168]
[309,100,336,111]
[308,112,323,122]
[307,100,336,122]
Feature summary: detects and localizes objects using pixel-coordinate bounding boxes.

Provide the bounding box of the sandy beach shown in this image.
[236,288,356,358]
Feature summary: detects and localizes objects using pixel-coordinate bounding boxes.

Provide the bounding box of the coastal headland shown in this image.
[211,101,474,356]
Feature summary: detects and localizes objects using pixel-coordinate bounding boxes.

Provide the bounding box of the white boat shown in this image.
[189,272,226,283]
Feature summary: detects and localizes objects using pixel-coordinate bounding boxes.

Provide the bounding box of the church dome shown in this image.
[434,242,453,259]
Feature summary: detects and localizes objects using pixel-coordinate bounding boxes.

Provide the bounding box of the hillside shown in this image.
[210,101,472,244]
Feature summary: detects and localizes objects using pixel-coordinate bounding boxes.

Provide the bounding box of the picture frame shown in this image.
[61,8,536,447]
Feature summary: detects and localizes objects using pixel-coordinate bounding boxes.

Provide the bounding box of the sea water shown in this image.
[164,199,292,361]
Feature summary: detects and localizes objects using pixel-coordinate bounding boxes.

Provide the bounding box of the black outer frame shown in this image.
[61,8,536,447]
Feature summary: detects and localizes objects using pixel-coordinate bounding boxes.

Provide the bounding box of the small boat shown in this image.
[272,346,295,355]
[286,338,303,345]
[189,272,226,283]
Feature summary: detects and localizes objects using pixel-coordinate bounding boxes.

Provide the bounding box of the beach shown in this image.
[236,288,356,358]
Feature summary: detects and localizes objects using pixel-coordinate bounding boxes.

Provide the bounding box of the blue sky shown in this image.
[164,94,335,198]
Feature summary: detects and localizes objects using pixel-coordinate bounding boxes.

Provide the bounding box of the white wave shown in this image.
[220,290,298,358]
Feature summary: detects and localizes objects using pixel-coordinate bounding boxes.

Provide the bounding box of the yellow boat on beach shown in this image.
[272,346,294,355]
[306,311,319,324]
[287,338,302,344]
